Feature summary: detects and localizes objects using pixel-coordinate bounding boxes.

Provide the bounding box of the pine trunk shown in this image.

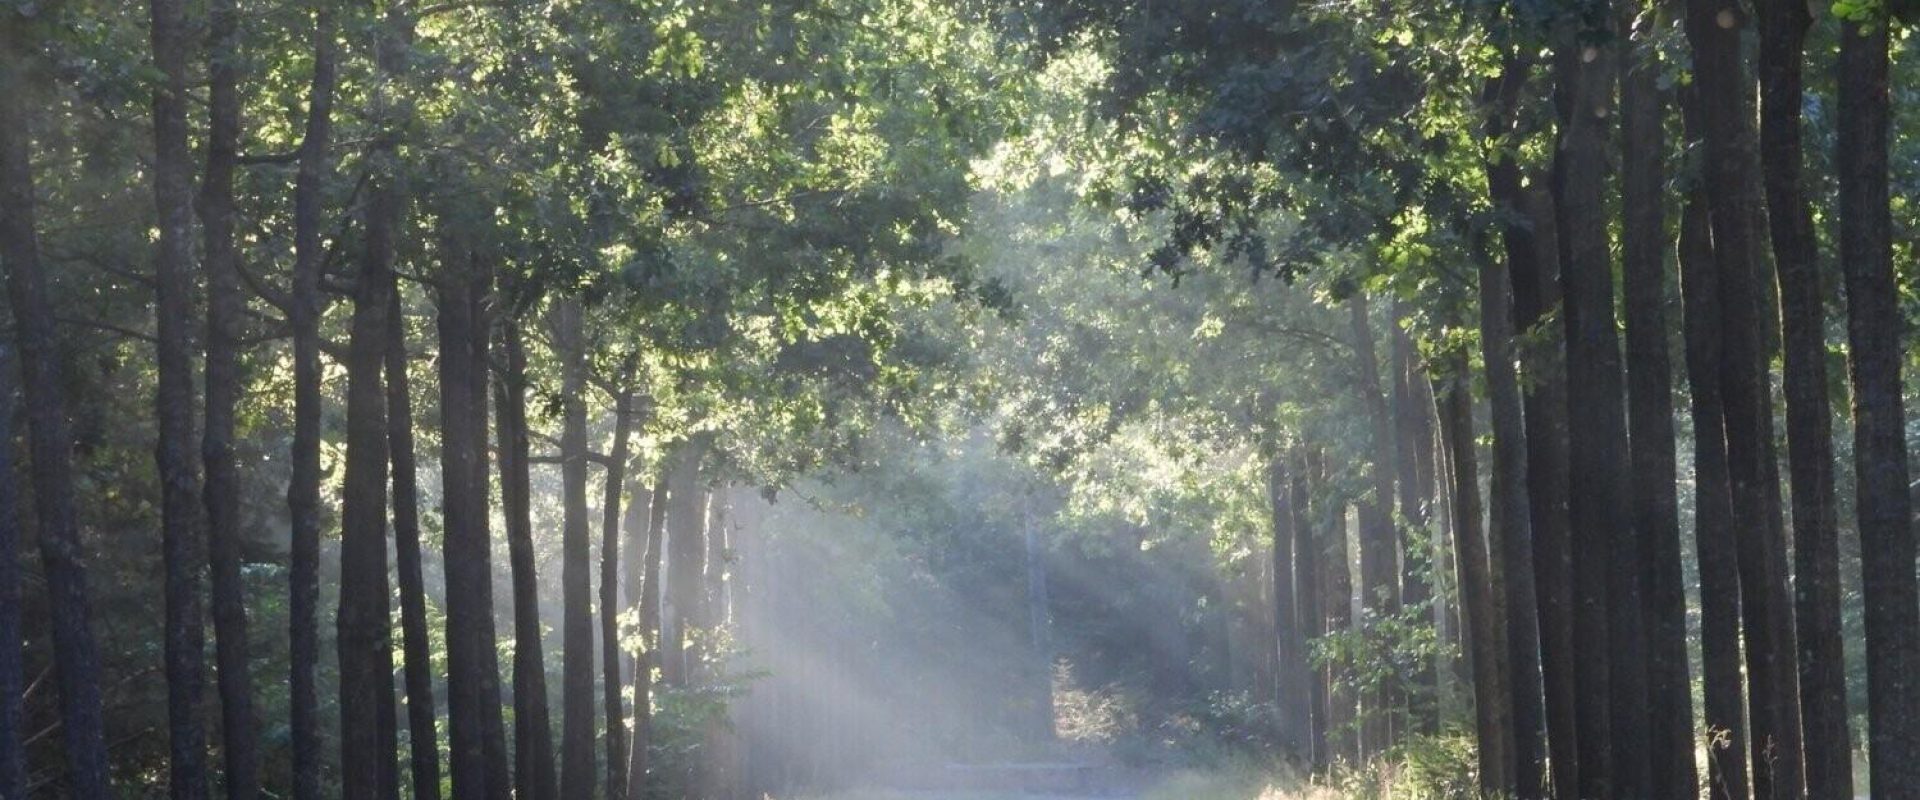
[1268,453,1311,761]
[555,299,597,800]
[387,287,441,800]
[664,446,709,688]
[1346,294,1398,755]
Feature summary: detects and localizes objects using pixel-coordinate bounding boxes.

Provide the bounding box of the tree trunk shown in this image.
[664,446,709,688]
[1346,294,1398,755]
[1678,95,1752,797]
[1311,451,1354,764]
[1286,452,1326,769]
[0,341,21,800]
[553,299,597,800]
[1388,305,1436,736]
[1553,14,1632,795]
[439,241,512,800]
[626,475,671,799]
[1510,181,1578,800]
[1838,15,1918,797]
[288,1,338,792]
[1684,4,1807,795]
[497,317,559,800]
[148,0,210,790]
[1267,452,1311,761]
[1619,5,1695,794]
[601,385,637,800]
[338,172,398,800]
[1477,55,1547,798]
[1756,0,1852,795]
[1437,348,1512,793]
[0,14,112,796]
[198,0,258,789]
[387,286,440,800]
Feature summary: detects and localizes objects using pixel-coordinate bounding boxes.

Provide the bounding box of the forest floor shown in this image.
[801,766,1324,800]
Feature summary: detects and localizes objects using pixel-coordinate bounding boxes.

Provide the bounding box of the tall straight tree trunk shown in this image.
[0,344,21,800]
[387,288,440,800]
[1286,451,1326,768]
[1388,308,1436,736]
[338,182,398,800]
[1684,5,1806,795]
[1267,452,1310,761]
[1346,294,1398,755]
[1619,6,1695,795]
[1478,55,1547,799]
[198,0,258,789]
[148,0,210,791]
[0,14,112,796]
[664,445,709,688]
[1436,348,1512,794]
[1552,13,1632,795]
[288,1,338,792]
[1756,0,1852,795]
[1312,451,1355,764]
[496,317,559,800]
[625,475,670,799]
[1679,113,1752,799]
[438,241,511,800]
[601,385,637,800]
[1510,181,1578,799]
[555,299,597,800]
[1838,15,1919,797]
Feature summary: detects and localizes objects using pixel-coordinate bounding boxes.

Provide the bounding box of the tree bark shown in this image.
[664,445,709,688]
[197,0,258,790]
[1552,13,1630,795]
[1679,98,1752,797]
[1684,4,1806,795]
[1755,0,1852,795]
[1388,306,1435,737]
[1286,450,1326,768]
[626,475,671,799]
[555,299,597,800]
[601,385,637,800]
[1478,55,1547,798]
[0,343,21,800]
[388,286,441,800]
[439,240,511,800]
[1838,15,1918,797]
[1619,5,1694,794]
[0,14,112,796]
[338,173,398,800]
[1267,452,1310,762]
[1510,180,1578,800]
[497,316,559,800]
[1346,294,1398,755]
[288,1,338,792]
[148,0,210,790]
[1437,348,1511,793]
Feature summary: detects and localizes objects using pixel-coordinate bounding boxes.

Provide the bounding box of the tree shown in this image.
[387,285,440,800]
[147,0,210,790]
[1552,7,1632,794]
[0,11,112,795]
[497,313,559,800]
[1619,2,1693,793]
[1837,9,1919,795]
[600,380,639,800]
[197,0,258,788]
[1683,3,1806,793]
[625,474,671,799]
[1267,451,1310,760]
[1436,343,1510,793]
[1756,0,1852,794]
[287,1,339,791]
[556,298,597,799]
[1346,294,1399,755]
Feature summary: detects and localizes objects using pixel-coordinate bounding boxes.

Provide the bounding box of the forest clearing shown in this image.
[3,0,1920,797]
